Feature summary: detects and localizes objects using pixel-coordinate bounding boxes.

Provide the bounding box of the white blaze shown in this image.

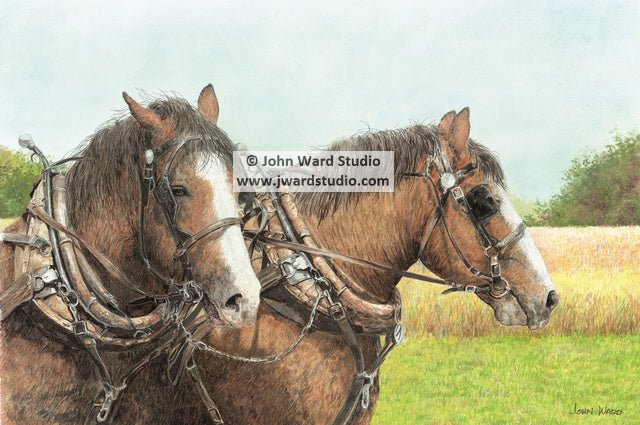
[199,155,261,309]
[496,186,554,293]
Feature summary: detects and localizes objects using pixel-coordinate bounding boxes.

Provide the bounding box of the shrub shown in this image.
[537,131,640,226]
[0,146,43,217]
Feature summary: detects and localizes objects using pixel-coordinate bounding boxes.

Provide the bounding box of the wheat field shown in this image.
[0,218,16,231]
[400,226,640,337]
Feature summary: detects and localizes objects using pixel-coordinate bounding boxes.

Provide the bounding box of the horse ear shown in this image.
[447,107,472,166]
[198,84,219,124]
[122,92,163,130]
[438,111,456,142]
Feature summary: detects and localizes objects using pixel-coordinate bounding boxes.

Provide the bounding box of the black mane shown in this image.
[297,124,505,219]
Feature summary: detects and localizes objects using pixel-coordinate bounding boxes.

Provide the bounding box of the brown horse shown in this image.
[0,86,261,424]
[193,108,559,424]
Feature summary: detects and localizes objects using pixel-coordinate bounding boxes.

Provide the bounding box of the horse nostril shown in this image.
[546,290,559,310]
[224,293,244,313]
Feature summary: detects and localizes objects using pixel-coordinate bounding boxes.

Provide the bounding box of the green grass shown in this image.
[371,334,639,424]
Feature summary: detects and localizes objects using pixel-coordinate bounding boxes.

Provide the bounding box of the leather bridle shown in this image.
[138,135,242,303]
[404,147,527,298]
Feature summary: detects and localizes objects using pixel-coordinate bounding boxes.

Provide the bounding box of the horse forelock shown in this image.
[66,95,235,229]
[296,124,506,220]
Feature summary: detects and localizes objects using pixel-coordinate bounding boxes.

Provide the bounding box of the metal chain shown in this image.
[179,286,326,363]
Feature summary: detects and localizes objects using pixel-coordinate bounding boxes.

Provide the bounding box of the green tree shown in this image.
[537,131,640,226]
[0,146,43,218]
[508,191,546,226]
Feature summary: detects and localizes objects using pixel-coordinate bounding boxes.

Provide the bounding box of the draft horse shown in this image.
[0,85,261,424]
[192,108,559,424]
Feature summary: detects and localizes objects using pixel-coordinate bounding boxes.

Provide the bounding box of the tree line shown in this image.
[525,131,639,226]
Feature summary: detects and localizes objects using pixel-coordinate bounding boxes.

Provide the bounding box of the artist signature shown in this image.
[569,402,622,416]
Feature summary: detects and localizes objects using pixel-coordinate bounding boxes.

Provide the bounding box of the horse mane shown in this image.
[296,124,505,220]
[66,95,236,227]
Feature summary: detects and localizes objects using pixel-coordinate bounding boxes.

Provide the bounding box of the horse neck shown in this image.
[301,180,431,302]
[67,172,166,308]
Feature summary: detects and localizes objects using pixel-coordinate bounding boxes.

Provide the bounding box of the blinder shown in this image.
[465,183,500,224]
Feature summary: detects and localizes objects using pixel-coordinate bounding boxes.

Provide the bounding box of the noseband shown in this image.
[404,148,527,298]
[139,135,241,302]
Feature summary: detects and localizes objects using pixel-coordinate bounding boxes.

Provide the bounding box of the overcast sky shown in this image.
[1,0,638,199]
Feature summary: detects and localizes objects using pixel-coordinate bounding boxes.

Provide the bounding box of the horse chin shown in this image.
[526,315,550,330]
[478,292,528,328]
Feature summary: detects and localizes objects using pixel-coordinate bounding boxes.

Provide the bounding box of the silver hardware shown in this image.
[357,371,378,409]
[41,268,59,285]
[393,324,406,346]
[440,172,456,190]
[279,253,313,286]
[18,133,35,150]
[144,149,154,165]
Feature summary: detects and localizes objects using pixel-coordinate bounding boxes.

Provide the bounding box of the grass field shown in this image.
[372,334,639,425]
[372,226,640,424]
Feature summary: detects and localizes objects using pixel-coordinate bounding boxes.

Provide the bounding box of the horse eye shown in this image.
[171,185,191,197]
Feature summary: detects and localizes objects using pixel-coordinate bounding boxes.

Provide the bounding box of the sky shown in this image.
[1,0,638,199]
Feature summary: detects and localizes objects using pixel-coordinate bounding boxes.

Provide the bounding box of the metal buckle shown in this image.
[41,268,59,285]
[451,186,464,201]
[491,262,501,278]
[357,371,378,409]
[450,186,469,213]
[328,302,346,321]
[73,320,90,336]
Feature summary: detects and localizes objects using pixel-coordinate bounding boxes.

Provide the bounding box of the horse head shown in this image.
[67,85,260,328]
[417,108,559,329]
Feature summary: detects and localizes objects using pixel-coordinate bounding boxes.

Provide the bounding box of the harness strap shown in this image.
[28,202,143,296]
[0,232,51,254]
[0,272,32,321]
[329,301,366,425]
[493,222,527,252]
[416,207,441,259]
[186,357,224,425]
[173,217,242,259]
[252,233,452,287]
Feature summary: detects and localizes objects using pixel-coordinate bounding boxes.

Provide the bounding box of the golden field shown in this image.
[0,217,16,231]
[400,226,640,337]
